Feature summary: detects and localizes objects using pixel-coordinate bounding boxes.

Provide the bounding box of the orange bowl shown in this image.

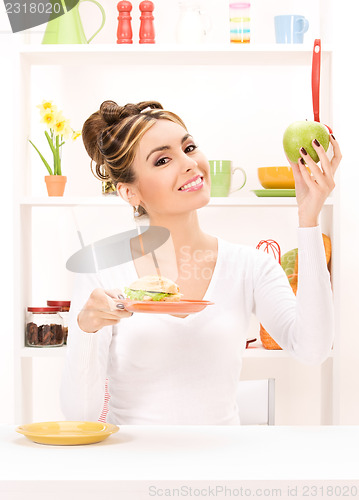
[257,167,295,189]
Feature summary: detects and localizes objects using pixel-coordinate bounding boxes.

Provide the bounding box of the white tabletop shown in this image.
[1,425,358,499]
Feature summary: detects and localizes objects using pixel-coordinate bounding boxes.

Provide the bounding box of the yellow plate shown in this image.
[16,421,119,446]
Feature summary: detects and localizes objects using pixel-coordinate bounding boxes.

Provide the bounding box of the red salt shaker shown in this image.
[117,0,133,44]
[139,0,155,44]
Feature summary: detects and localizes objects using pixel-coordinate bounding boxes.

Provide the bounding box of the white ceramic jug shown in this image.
[176,0,211,43]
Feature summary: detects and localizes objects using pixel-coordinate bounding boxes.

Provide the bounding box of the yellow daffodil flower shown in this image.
[72,130,81,141]
[40,109,57,128]
[53,116,71,137]
[30,100,79,176]
[62,123,73,140]
[37,100,57,116]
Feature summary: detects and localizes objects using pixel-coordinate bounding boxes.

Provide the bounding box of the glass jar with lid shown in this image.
[26,307,64,347]
[47,300,71,344]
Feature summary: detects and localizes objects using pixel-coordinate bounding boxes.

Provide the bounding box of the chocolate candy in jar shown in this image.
[47,300,71,345]
[26,307,64,347]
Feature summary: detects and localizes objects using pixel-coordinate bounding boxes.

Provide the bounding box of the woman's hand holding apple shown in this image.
[287,135,342,227]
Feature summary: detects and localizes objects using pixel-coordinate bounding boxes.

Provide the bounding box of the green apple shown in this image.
[283,120,330,163]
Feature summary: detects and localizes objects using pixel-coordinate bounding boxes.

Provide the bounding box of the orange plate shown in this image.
[123,299,214,314]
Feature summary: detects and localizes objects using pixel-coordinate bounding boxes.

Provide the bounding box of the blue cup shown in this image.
[274,15,309,44]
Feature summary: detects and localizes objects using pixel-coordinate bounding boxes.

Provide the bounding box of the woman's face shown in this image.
[129,119,211,217]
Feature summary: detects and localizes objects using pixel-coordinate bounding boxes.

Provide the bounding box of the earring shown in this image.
[134,205,140,217]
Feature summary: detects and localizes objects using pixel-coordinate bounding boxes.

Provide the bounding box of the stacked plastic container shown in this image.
[230,2,250,43]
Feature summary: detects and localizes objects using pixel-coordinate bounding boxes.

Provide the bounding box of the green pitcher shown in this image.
[42,0,106,44]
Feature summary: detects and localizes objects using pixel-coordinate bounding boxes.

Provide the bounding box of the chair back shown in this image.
[237,378,275,425]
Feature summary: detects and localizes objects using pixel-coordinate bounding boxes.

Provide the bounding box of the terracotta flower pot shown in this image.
[45,175,67,196]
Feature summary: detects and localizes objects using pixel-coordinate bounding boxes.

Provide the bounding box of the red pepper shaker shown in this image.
[139,0,155,44]
[117,0,133,44]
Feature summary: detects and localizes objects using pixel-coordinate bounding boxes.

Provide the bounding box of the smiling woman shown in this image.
[60,99,341,426]
[81,100,210,219]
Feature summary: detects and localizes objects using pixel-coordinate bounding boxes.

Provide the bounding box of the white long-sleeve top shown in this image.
[60,226,334,425]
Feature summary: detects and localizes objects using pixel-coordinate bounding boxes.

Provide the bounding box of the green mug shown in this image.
[209,160,247,197]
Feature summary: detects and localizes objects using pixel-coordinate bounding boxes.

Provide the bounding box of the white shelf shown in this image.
[20,196,334,207]
[18,43,333,66]
[22,344,318,359]
[244,345,334,359]
[21,346,67,358]
[21,344,334,360]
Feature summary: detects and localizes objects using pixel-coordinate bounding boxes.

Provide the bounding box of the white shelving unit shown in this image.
[19,43,333,62]
[13,26,339,425]
[20,343,335,359]
[20,195,333,207]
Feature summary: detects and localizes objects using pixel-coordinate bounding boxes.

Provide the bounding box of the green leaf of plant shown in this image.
[56,134,61,175]
[28,140,53,175]
[44,130,56,155]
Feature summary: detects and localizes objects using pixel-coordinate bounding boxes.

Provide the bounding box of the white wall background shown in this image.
[331,0,359,424]
[0,10,21,423]
[1,0,359,425]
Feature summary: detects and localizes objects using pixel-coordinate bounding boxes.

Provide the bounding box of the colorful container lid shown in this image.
[229,2,250,8]
[47,301,71,308]
[27,306,61,313]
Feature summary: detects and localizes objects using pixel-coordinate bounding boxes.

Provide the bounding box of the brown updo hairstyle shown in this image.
[82,100,187,218]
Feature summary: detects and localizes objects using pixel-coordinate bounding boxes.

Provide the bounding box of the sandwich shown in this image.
[124,275,182,302]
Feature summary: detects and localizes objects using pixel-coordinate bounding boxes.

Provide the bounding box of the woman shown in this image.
[60,100,341,425]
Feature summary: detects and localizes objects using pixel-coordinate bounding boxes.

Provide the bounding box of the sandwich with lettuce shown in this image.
[124,275,182,302]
